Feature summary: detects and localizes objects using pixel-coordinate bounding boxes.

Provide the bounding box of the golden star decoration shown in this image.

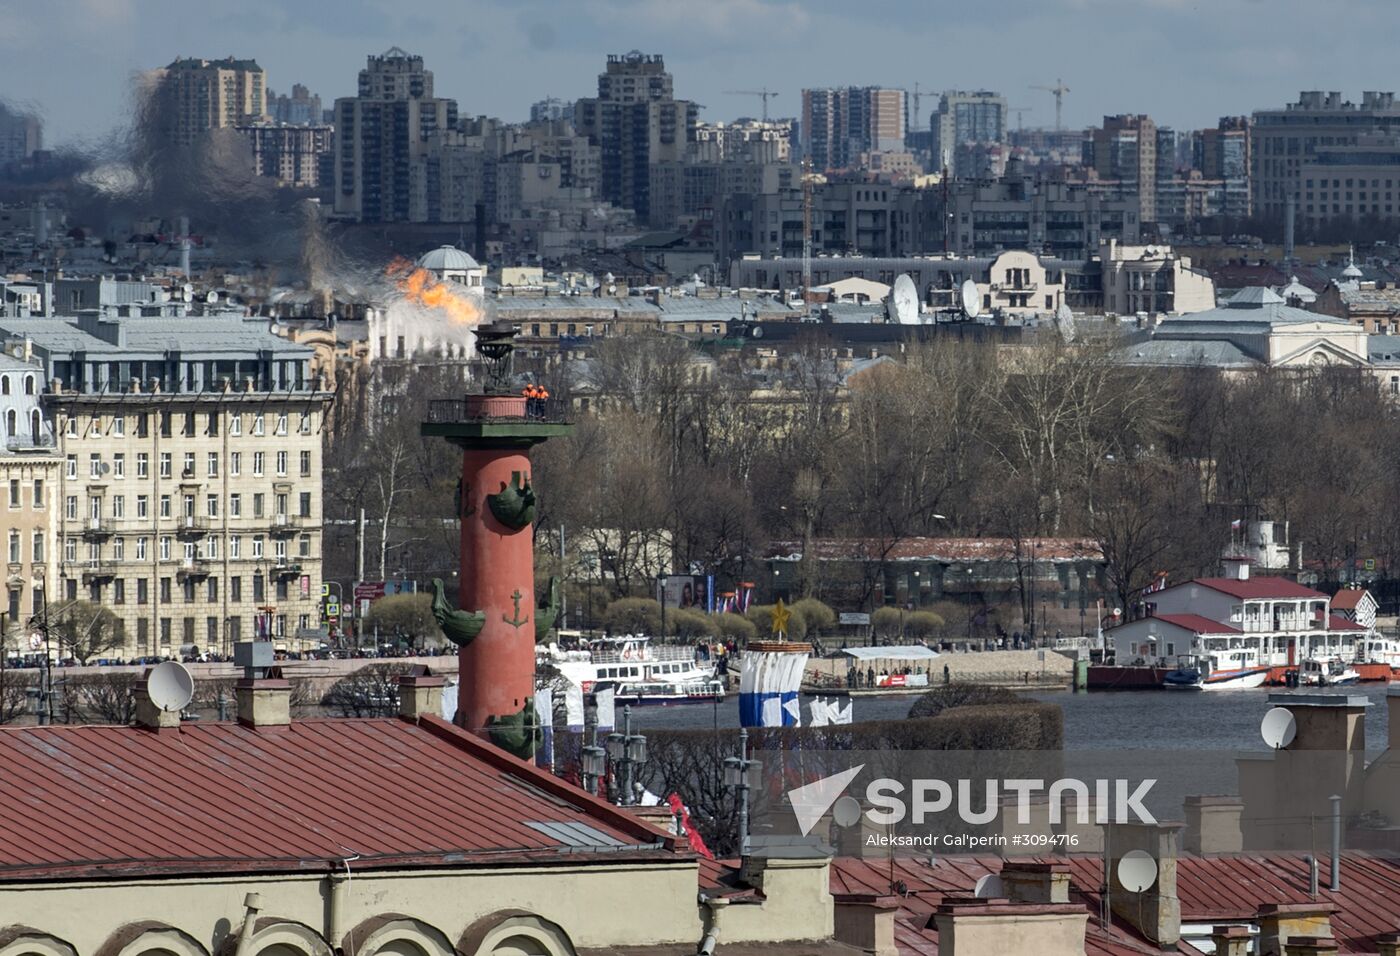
[770,598,791,637]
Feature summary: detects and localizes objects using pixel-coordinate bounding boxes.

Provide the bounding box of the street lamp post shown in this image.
[657,574,667,639]
[723,727,762,860]
[604,704,648,806]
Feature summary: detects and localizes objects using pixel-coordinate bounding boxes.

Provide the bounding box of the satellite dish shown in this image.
[183,283,193,296]
[1261,707,1297,750]
[890,274,920,325]
[973,874,1004,899]
[832,795,863,828]
[1116,850,1158,893]
[147,660,194,713]
[98,462,111,475]
[960,279,981,319]
[206,291,219,304]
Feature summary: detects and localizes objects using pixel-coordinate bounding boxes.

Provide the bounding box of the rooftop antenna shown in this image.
[723,88,778,122]
[1261,706,1297,750]
[889,273,920,325]
[1116,849,1159,894]
[147,660,195,713]
[960,278,982,320]
[1031,78,1071,131]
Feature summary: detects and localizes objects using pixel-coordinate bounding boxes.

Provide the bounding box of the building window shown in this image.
[32,479,42,508]
[160,617,171,646]
[230,535,241,559]
[64,537,76,562]
[136,453,148,478]
[298,534,310,557]
[207,453,219,477]
[112,495,125,519]
[253,452,264,477]
[206,494,218,518]
[300,451,311,476]
[230,414,241,437]
[275,413,288,436]
[113,453,125,478]
[136,537,147,560]
[275,451,287,476]
[159,495,171,518]
[32,531,43,563]
[7,479,17,509]
[159,453,171,479]
[252,415,265,437]
[299,492,311,517]
[65,455,76,479]
[231,452,241,476]
[159,537,171,561]
[89,454,101,478]
[65,496,77,520]
[252,535,264,558]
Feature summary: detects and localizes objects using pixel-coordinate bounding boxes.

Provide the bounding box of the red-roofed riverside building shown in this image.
[1333,588,1379,630]
[0,672,845,956]
[1108,558,1373,676]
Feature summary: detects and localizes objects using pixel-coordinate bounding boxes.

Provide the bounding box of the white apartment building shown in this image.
[1,314,330,657]
[0,348,57,644]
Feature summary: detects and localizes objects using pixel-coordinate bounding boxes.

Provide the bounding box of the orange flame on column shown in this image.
[385,257,481,326]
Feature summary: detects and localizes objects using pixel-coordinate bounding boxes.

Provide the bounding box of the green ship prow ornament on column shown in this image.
[487,471,536,531]
[430,578,486,647]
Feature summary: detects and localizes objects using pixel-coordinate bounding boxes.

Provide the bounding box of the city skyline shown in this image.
[5,0,1400,146]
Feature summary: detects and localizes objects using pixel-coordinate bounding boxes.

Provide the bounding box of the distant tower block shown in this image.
[421,321,570,755]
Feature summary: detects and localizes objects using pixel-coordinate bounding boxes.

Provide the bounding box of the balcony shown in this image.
[272,560,302,578]
[270,514,302,536]
[175,516,210,538]
[81,561,118,583]
[82,518,116,540]
[423,396,572,445]
[177,558,211,579]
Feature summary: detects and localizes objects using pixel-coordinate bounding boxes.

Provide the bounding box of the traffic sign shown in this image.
[326,602,339,616]
[320,583,330,597]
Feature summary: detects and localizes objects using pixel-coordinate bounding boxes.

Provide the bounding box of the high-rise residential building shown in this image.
[573,52,698,223]
[238,124,334,189]
[268,84,323,126]
[333,48,458,222]
[1193,116,1252,219]
[0,111,41,166]
[1090,114,1158,222]
[1250,92,1400,221]
[151,57,267,148]
[931,90,1006,175]
[801,87,906,172]
[530,98,574,123]
[0,313,330,658]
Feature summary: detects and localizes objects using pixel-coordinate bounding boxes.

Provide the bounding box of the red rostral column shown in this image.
[421,321,570,754]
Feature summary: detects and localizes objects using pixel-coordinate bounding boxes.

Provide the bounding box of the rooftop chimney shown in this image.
[233,641,290,729]
[930,899,1087,956]
[1213,925,1252,956]
[397,665,445,721]
[1376,930,1400,956]
[833,893,899,956]
[1257,903,1337,956]
[1105,821,1183,948]
[133,673,182,731]
[1183,795,1244,855]
[1223,557,1250,580]
[999,860,1071,904]
[1284,937,1339,956]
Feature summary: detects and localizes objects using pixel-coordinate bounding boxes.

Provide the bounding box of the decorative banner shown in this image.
[595,685,616,732]
[564,682,585,732]
[534,687,554,771]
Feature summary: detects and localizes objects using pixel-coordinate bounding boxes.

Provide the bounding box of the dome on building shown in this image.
[416,245,480,272]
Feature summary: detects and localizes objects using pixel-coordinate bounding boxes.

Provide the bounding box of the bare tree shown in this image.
[48,601,122,665]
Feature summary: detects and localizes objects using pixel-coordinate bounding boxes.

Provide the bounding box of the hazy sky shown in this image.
[5,0,1400,147]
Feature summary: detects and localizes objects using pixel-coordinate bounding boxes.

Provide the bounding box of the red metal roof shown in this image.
[1191,577,1326,600]
[829,856,1197,956]
[1151,613,1240,635]
[0,716,682,881]
[1331,590,1370,611]
[1328,615,1366,631]
[830,852,1400,955]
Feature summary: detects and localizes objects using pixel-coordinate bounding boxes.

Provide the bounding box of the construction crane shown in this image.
[1032,78,1070,131]
[801,156,815,303]
[724,88,778,122]
[912,82,938,132]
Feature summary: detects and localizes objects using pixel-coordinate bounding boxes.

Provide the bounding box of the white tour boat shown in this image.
[542,635,725,706]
